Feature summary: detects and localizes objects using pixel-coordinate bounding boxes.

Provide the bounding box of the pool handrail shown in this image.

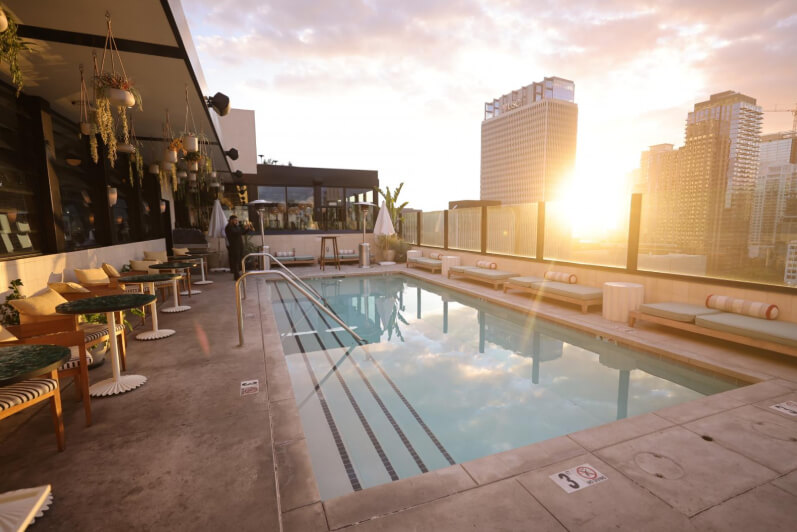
[234,270,367,347]
[240,252,323,302]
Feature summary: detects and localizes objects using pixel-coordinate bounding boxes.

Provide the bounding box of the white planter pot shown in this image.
[0,11,8,33]
[188,160,199,171]
[148,163,160,174]
[183,134,199,152]
[176,170,188,178]
[163,149,178,163]
[117,143,136,154]
[210,171,217,178]
[189,172,197,182]
[160,161,174,171]
[106,87,136,108]
[80,122,92,136]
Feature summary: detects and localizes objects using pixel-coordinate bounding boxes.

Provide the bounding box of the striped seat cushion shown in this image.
[0,379,58,412]
[123,285,141,293]
[59,350,95,371]
[82,323,125,344]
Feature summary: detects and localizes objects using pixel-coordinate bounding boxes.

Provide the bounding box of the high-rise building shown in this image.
[480,77,578,204]
[641,91,762,274]
[748,132,797,266]
[638,144,680,252]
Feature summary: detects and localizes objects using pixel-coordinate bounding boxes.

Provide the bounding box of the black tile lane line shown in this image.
[299,283,456,467]
[273,283,362,491]
[279,283,400,483]
[284,283,430,475]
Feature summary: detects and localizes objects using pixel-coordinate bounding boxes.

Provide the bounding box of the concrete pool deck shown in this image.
[2,264,797,531]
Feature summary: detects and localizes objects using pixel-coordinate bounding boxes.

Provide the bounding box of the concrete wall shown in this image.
[0,239,166,297]
[412,245,797,323]
[263,233,378,258]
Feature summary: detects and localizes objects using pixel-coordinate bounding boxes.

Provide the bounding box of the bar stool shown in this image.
[319,236,340,271]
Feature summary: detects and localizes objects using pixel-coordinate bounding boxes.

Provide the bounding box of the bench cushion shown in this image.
[415,258,442,266]
[60,350,94,371]
[466,269,515,280]
[639,302,722,323]
[0,378,57,411]
[507,276,545,287]
[325,254,358,259]
[449,265,475,273]
[536,281,603,300]
[695,313,797,348]
[292,255,315,262]
[82,323,125,344]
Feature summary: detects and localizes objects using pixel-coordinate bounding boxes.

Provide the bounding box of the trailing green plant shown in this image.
[0,9,32,96]
[0,278,23,326]
[378,182,409,227]
[82,310,137,332]
[128,149,144,187]
[183,150,202,161]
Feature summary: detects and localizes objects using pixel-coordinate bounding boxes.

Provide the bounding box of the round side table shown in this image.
[602,282,645,323]
[150,262,194,312]
[57,293,156,397]
[118,274,181,340]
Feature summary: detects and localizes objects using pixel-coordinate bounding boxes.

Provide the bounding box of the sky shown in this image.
[182,0,797,211]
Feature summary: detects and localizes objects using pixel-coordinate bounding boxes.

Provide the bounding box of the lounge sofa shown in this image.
[503,272,603,313]
[407,251,443,273]
[447,261,516,289]
[628,298,797,358]
[273,250,315,266]
[323,248,360,264]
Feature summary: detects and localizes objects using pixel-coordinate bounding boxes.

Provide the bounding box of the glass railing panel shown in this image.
[486,203,537,258]
[448,207,482,252]
[420,211,445,247]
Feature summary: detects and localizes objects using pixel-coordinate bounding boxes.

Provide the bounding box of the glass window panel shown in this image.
[345,188,374,231]
[257,186,286,229]
[420,211,445,247]
[286,187,316,230]
[544,199,629,268]
[486,203,537,258]
[448,207,481,251]
[320,187,345,230]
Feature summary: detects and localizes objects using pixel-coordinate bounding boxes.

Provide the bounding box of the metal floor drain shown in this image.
[634,452,685,480]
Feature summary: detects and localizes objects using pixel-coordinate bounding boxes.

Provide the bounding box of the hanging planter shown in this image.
[176,170,188,179]
[148,163,160,175]
[182,134,198,152]
[183,149,201,172]
[0,9,31,96]
[210,171,217,179]
[189,172,197,182]
[80,122,93,136]
[163,148,178,163]
[116,142,136,154]
[188,161,198,171]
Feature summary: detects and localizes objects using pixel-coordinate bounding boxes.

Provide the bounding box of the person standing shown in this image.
[225,215,252,280]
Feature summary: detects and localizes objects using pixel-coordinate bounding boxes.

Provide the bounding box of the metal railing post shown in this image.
[536,201,546,260]
[235,269,366,347]
[627,193,642,272]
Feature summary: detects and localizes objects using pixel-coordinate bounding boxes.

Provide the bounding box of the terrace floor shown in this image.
[2,263,797,531]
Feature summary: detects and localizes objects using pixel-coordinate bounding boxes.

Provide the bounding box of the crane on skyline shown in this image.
[763,103,797,133]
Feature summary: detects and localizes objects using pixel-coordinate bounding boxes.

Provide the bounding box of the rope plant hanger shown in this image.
[180,84,213,183]
[92,11,142,167]
[125,112,144,187]
[161,109,180,191]
[76,64,101,163]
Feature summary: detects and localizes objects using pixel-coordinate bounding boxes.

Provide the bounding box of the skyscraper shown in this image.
[480,77,578,204]
[641,91,762,274]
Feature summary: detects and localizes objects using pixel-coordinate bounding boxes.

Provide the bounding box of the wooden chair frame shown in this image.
[0,369,65,451]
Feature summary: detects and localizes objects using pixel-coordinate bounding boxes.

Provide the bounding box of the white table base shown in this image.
[441,255,461,277]
[135,281,175,340]
[192,256,213,285]
[180,289,202,296]
[164,278,191,313]
[89,311,146,397]
[379,261,397,266]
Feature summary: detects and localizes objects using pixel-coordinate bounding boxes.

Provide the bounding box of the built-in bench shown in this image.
[407,251,443,273]
[503,273,603,313]
[629,300,797,358]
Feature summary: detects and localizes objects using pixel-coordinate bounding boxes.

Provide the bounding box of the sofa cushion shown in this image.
[292,255,315,261]
[339,249,355,255]
[467,269,515,280]
[695,313,797,348]
[476,260,497,269]
[144,250,168,262]
[537,281,602,300]
[60,350,94,371]
[0,378,57,412]
[326,254,358,259]
[415,258,442,266]
[101,263,121,278]
[449,265,475,273]
[48,282,90,294]
[639,302,721,323]
[0,325,18,343]
[545,271,577,284]
[507,276,546,287]
[74,268,110,286]
[172,247,190,256]
[9,289,67,316]
[429,251,443,260]
[706,295,779,320]
[276,250,295,257]
[130,260,159,273]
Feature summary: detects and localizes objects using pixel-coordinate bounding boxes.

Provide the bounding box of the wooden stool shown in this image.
[319,236,340,271]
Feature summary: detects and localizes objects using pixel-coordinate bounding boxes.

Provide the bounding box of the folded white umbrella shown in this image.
[207,199,229,270]
[373,200,396,237]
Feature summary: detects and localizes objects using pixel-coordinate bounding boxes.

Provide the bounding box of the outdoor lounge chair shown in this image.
[274,250,315,266]
[628,299,797,358]
[447,261,516,289]
[503,272,603,313]
[323,249,360,264]
[407,251,443,273]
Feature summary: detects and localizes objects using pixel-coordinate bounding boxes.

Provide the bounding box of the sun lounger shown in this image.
[504,276,603,313]
[407,252,443,273]
[447,264,515,289]
[629,301,797,358]
[274,250,315,266]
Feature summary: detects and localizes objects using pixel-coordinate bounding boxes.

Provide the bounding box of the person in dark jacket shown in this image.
[225,215,251,280]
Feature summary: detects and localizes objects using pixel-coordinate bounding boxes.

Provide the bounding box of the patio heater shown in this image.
[353,202,376,268]
[248,199,269,269]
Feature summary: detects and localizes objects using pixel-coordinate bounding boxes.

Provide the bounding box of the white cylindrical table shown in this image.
[188,254,213,285]
[602,282,644,323]
[441,255,460,277]
[151,263,192,313]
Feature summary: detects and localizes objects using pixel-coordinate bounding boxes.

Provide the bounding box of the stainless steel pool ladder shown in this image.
[235,269,366,347]
[240,252,323,302]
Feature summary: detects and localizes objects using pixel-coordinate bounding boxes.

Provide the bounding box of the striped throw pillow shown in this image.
[429,252,442,260]
[339,249,355,255]
[276,251,295,257]
[705,295,779,320]
[476,260,497,269]
[545,271,577,284]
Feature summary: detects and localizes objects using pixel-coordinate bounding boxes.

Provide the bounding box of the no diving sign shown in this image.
[550,463,608,493]
[770,400,797,417]
[240,379,259,397]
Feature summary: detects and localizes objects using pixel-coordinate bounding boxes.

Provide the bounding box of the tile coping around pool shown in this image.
[254,266,797,531]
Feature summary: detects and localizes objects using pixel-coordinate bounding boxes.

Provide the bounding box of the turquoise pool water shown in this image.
[269,274,737,500]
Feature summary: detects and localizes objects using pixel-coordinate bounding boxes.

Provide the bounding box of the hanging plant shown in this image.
[77,64,100,165]
[0,8,31,96]
[91,13,143,167]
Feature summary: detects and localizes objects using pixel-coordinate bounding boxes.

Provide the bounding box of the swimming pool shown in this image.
[269,274,737,500]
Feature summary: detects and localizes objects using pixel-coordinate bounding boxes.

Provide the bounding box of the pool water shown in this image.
[269,274,737,500]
